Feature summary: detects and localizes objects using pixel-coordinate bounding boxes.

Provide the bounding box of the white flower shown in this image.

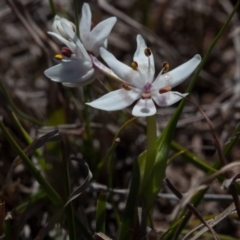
[44,3,117,87]
[86,35,201,117]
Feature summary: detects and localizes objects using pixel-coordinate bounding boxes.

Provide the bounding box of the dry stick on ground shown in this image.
[184,96,240,219]
[89,182,235,202]
[6,0,52,66]
[164,178,220,240]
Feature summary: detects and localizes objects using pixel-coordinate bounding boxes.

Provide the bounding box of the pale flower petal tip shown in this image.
[80,3,91,43]
[107,16,117,25]
[153,54,202,90]
[194,54,202,61]
[85,16,117,56]
[82,2,91,12]
[132,99,156,117]
[52,15,76,40]
[54,15,61,21]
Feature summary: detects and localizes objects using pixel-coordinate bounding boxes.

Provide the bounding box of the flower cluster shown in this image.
[44,3,116,87]
[44,3,201,117]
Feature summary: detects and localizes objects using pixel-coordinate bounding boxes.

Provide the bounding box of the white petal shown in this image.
[48,32,76,53]
[52,15,61,33]
[86,88,141,111]
[52,16,76,36]
[133,35,155,84]
[132,98,156,117]
[152,91,188,107]
[62,75,95,87]
[61,22,90,60]
[84,17,117,56]
[100,48,140,87]
[103,39,108,48]
[61,18,76,31]
[153,54,201,89]
[80,3,91,45]
[44,60,94,83]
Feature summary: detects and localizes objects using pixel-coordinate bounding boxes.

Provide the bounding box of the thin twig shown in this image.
[88,183,234,201]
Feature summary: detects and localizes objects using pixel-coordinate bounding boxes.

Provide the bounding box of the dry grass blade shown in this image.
[183,97,226,167]
[182,203,236,240]
[93,232,113,240]
[7,130,60,182]
[164,179,219,240]
[64,158,92,206]
[222,173,240,189]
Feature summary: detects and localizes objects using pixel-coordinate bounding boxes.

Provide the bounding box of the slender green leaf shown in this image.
[171,141,217,173]
[0,120,63,207]
[96,193,107,233]
[48,0,56,15]
[118,159,141,240]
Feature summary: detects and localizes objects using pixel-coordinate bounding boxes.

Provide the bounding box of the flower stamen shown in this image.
[123,83,131,91]
[162,62,170,73]
[144,47,152,57]
[54,54,63,60]
[61,47,73,58]
[131,61,138,70]
[159,86,172,94]
[144,48,152,82]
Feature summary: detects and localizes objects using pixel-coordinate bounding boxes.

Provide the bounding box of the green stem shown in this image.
[10,111,47,170]
[61,138,76,240]
[143,115,157,185]
[118,159,141,240]
[96,193,107,233]
[48,0,56,15]
[138,0,150,26]
[3,220,11,240]
[0,120,63,207]
[12,190,47,215]
[97,117,138,170]
[83,86,94,170]
[97,118,138,228]
[73,0,80,38]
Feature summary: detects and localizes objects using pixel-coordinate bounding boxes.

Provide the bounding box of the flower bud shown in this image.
[61,47,73,58]
[52,15,76,40]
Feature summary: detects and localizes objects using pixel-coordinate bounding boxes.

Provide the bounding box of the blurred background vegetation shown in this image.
[1,0,240,239]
